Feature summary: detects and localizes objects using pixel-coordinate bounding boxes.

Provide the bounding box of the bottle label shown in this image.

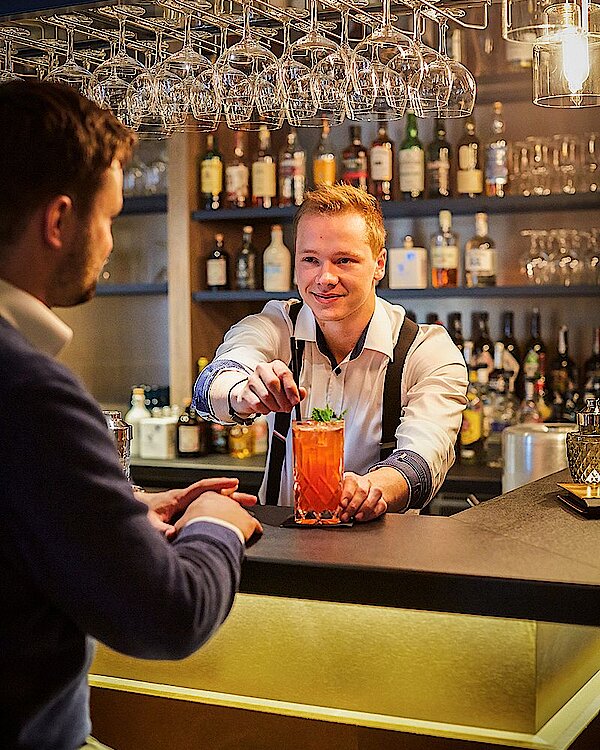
[280,154,306,202]
[236,254,256,289]
[431,244,459,269]
[252,161,276,198]
[461,403,483,445]
[201,157,223,195]
[388,247,428,289]
[313,157,336,186]
[399,148,424,192]
[206,257,227,287]
[178,424,200,453]
[342,156,368,186]
[427,157,450,194]
[370,145,393,181]
[264,260,290,292]
[465,247,496,274]
[225,164,249,201]
[485,144,508,184]
[457,168,483,194]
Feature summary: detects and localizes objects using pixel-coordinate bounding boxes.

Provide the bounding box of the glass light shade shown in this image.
[533,32,600,107]
[503,0,600,42]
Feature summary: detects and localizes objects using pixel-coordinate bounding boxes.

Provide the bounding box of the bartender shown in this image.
[194,184,467,522]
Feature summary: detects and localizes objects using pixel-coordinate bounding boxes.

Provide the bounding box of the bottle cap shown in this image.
[243,225,253,234]
[403,235,414,248]
[215,233,224,242]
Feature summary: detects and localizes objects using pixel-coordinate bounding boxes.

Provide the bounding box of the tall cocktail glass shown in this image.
[292,420,344,525]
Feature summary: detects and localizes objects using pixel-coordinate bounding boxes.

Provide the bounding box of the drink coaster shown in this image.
[280,515,354,528]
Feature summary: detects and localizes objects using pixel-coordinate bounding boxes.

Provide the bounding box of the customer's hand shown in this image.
[338,472,388,523]
[135,477,257,539]
[173,492,263,543]
[230,360,307,417]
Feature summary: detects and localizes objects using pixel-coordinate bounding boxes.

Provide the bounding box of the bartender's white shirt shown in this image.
[201,297,468,508]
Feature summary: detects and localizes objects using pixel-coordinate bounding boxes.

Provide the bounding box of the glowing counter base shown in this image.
[90,594,600,750]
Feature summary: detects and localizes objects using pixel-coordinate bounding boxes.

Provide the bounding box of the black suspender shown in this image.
[263,305,419,504]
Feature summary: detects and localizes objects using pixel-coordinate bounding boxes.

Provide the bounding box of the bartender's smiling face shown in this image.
[295,211,386,328]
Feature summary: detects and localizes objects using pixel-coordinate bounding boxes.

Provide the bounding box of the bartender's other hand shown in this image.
[232,360,307,416]
[173,492,263,543]
[136,477,257,539]
[339,472,388,523]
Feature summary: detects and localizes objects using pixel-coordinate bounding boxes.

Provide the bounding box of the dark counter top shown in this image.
[241,469,600,627]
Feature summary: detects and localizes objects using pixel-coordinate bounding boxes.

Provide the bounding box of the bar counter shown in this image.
[90,469,600,750]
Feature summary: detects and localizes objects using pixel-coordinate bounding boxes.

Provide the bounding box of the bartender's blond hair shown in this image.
[293,183,386,259]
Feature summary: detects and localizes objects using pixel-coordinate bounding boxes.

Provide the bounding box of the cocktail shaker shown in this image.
[567,399,600,485]
[102,410,132,481]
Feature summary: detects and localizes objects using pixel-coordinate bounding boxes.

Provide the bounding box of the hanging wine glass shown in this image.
[435,20,476,118]
[89,9,146,128]
[215,2,284,130]
[409,12,452,118]
[45,16,93,97]
[0,37,24,82]
[348,0,422,122]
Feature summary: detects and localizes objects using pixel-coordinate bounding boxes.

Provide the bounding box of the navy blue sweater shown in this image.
[0,317,244,749]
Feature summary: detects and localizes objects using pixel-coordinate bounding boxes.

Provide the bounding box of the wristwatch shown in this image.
[228,378,255,426]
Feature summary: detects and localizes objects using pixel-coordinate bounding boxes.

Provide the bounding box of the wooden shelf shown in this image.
[191,192,600,223]
[121,195,167,215]
[192,284,598,303]
[96,283,168,296]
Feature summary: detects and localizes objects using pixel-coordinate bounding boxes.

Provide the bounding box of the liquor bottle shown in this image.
[460,341,485,464]
[124,386,151,458]
[582,327,600,401]
[426,312,444,326]
[549,325,580,422]
[252,125,277,209]
[252,414,269,455]
[229,424,254,459]
[399,110,425,200]
[225,130,249,209]
[518,379,543,424]
[369,119,394,201]
[388,235,428,290]
[430,210,459,288]
[500,311,521,397]
[313,118,336,188]
[485,101,508,198]
[522,308,552,421]
[472,311,494,374]
[200,134,223,210]
[205,232,230,291]
[278,128,306,207]
[176,400,207,458]
[235,225,257,290]
[426,118,452,199]
[341,125,368,190]
[487,342,517,460]
[263,224,291,292]
[456,116,483,198]
[447,312,464,355]
[464,212,497,287]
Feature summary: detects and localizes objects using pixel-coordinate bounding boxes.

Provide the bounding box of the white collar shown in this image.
[291,296,397,361]
[0,278,73,357]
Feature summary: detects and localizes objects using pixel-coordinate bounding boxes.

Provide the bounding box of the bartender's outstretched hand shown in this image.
[135,477,258,540]
[338,472,388,523]
[230,360,307,417]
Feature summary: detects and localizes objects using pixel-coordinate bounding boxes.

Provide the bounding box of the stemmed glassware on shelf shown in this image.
[44,15,94,96]
[408,11,452,117]
[434,19,476,118]
[0,35,25,82]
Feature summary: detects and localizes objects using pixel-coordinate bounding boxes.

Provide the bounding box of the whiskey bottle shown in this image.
[206,233,230,291]
[225,130,249,209]
[464,212,497,287]
[235,225,257,290]
[278,128,306,207]
[426,118,452,199]
[341,125,368,190]
[399,110,425,200]
[456,116,483,198]
[177,400,208,457]
[313,118,336,187]
[430,210,459,288]
[200,134,223,210]
[252,125,277,209]
[369,120,394,201]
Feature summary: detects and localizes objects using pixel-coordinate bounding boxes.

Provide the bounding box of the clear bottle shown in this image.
[278,128,306,207]
[200,134,223,210]
[225,130,249,209]
[399,110,425,200]
[485,101,508,198]
[430,210,459,288]
[369,119,394,201]
[464,212,497,287]
[124,386,151,459]
[206,232,230,291]
[263,224,291,292]
[252,125,277,209]
[235,225,257,290]
[549,325,580,422]
[177,400,208,458]
[583,327,600,401]
[456,116,483,198]
[426,118,452,199]
[388,235,428,290]
[341,125,368,190]
[313,118,336,187]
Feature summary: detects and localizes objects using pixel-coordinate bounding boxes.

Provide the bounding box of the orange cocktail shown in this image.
[292,420,344,525]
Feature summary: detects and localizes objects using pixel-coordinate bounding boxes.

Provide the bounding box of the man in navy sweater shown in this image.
[0,80,262,749]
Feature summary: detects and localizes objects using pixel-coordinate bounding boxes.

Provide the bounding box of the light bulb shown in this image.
[560,27,590,93]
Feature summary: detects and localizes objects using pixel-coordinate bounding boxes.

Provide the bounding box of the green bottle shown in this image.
[399,111,424,200]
